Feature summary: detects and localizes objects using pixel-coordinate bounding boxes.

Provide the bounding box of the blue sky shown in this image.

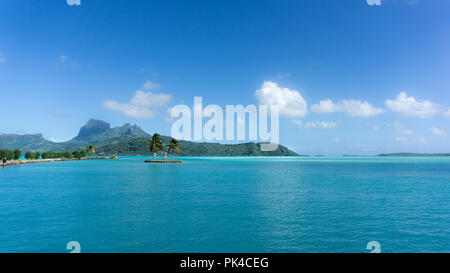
[1,0,449,155]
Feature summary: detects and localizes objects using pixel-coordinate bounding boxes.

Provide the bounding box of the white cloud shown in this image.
[103,101,156,119]
[311,99,336,113]
[292,119,337,129]
[395,136,409,145]
[444,109,450,118]
[385,92,441,118]
[306,121,337,129]
[373,126,380,132]
[142,80,160,91]
[255,81,307,118]
[430,127,447,136]
[130,90,171,107]
[393,122,414,135]
[0,52,6,63]
[59,55,68,63]
[311,99,384,117]
[66,0,81,6]
[291,119,303,127]
[104,82,171,119]
[395,136,427,145]
[58,55,80,68]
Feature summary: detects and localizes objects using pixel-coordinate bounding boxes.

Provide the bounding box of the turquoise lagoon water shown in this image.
[1,156,449,253]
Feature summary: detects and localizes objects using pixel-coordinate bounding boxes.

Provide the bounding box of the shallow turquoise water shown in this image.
[1,156,450,253]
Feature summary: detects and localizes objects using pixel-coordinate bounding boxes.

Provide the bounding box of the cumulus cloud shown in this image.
[66,0,81,6]
[430,127,447,136]
[385,92,441,118]
[142,80,160,91]
[0,52,6,63]
[130,90,171,107]
[104,82,171,119]
[292,119,337,129]
[311,99,384,117]
[103,101,156,119]
[255,81,307,118]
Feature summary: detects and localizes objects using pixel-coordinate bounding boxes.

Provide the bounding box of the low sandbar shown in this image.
[2,157,116,167]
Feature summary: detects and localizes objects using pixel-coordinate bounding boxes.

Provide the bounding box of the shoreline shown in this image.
[2,157,116,167]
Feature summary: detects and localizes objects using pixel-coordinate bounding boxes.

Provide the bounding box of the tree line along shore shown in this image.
[1,145,118,167]
[1,136,182,167]
[1,145,97,161]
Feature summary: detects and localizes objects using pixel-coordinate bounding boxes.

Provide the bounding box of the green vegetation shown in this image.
[72,150,87,159]
[42,151,73,159]
[0,119,298,156]
[1,149,88,161]
[13,149,21,160]
[25,151,41,160]
[167,138,181,159]
[22,150,86,160]
[0,150,15,160]
[74,119,149,142]
[94,136,297,156]
[148,133,163,158]
[87,145,96,155]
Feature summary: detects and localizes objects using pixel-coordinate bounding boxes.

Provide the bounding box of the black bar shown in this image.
[0,253,446,272]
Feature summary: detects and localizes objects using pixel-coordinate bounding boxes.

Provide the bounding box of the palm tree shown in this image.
[167,138,181,159]
[148,133,163,159]
[87,145,96,156]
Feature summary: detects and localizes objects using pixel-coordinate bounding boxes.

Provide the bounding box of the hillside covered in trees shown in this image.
[0,119,298,156]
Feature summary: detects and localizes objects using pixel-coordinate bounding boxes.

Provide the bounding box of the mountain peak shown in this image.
[73,119,149,142]
[86,119,110,129]
[75,119,111,141]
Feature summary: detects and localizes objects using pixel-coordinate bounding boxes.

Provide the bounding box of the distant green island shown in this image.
[0,119,297,156]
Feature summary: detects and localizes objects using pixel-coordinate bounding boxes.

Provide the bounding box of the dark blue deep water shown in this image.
[1,156,449,253]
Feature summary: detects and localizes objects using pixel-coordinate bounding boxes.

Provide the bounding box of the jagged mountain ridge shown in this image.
[72,119,150,142]
[0,119,298,156]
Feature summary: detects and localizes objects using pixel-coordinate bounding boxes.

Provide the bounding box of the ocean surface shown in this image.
[1,156,449,253]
